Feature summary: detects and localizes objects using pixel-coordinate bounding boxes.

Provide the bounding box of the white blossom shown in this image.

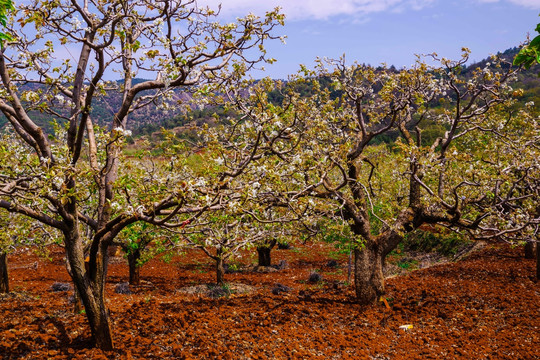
[55,94,66,104]
[135,206,146,216]
[110,202,121,211]
[53,177,63,189]
[113,127,132,137]
[72,18,82,30]
[229,201,240,211]
[194,178,207,187]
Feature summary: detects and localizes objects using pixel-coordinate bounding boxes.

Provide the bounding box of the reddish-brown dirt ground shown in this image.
[0,242,539,359]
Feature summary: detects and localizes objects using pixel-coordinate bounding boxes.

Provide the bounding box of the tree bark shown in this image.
[127,249,141,286]
[350,207,410,304]
[257,239,277,267]
[0,251,9,293]
[525,242,536,259]
[257,246,272,267]
[80,284,114,351]
[536,240,540,281]
[216,246,225,286]
[73,287,83,314]
[64,228,114,351]
[347,250,352,285]
[216,256,225,286]
[354,244,385,305]
[64,256,84,313]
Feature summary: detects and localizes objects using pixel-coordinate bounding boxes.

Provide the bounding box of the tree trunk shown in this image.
[536,240,540,281]
[73,287,83,314]
[64,229,114,351]
[257,246,272,267]
[216,246,225,286]
[525,242,536,259]
[257,239,277,267]
[127,249,141,286]
[64,254,84,313]
[354,244,385,305]
[216,256,225,286]
[347,250,352,285]
[0,251,9,293]
[81,286,114,351]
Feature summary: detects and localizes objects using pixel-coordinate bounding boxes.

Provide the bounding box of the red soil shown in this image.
[0,243,539,359]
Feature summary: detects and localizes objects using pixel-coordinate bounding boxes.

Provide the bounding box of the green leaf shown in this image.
[514,48,538,68]
[529,35,540,48]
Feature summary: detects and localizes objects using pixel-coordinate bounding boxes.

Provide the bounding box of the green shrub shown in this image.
[403,228,470,256]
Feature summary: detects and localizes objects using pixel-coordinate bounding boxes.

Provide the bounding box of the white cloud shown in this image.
[196,0,540,20]
[196,0,436,21]
[476,0,540,7]
[507,0,540,8]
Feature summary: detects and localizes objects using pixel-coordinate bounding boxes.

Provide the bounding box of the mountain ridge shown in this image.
[1,46,538,136]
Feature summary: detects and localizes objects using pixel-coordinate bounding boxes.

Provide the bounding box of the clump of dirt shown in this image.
[0,291,35,302]
[326,259,339,268]
[244,265,280,273]
[243,260,288,273]
[177,283,257,298]
[271,283,292,295]
[114,282,132,295]
[308,271,323,283]
[50,282,71,292]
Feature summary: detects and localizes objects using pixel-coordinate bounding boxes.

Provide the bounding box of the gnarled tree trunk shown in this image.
[80,284,113,351]
[536,240,540,281]
[0,251,9,293]
[216,256,225,286]
[127,249,141,286]
[65,256,84,313]
[353,223,404,305]
[257,239,277,267]
[215,245,228,286]
[64,228,114,351]
[73,288,83,314]
[525,242,536,259]
[354,244,385,305]
[257,247,272,267]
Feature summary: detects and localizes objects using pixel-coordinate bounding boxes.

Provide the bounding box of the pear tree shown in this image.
[229,52,539,304]
[0,0,284,349]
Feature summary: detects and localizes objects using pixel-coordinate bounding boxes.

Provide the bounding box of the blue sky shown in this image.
[199,0,540,79]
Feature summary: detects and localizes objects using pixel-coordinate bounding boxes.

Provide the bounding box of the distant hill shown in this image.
[487,47,540,111]
[1,47,539,137]
[0,81,196,134]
